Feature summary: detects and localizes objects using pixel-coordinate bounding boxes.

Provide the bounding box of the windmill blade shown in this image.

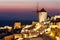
[32,2,39,13]
[36,2,39,12]
[32,2,39,21]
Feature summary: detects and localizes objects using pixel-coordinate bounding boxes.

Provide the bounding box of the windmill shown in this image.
[33,2,48,22]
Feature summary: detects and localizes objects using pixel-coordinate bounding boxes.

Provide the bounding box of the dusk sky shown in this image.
[0,0,60,20]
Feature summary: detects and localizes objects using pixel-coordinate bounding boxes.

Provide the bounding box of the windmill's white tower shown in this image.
[38,8,47,22]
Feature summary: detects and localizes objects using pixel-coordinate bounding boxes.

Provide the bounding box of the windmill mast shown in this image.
[36,2,39,13]
[32,2,39,21]
[36,2,39,21]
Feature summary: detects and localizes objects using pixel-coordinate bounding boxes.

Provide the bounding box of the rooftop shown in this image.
[39,8,46,12]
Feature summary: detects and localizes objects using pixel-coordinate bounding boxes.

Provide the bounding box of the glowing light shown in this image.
[50,32,55,37]
[14,34,23,39]
[24,25,32,28]
[14,22,21,29]
[45,28,51,34]
[54,15,60,20]
[23,34,29,38]
[49,25,58,28]
[56,36,60,40]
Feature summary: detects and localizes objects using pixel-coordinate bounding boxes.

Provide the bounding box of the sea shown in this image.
[0,20,38,27]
